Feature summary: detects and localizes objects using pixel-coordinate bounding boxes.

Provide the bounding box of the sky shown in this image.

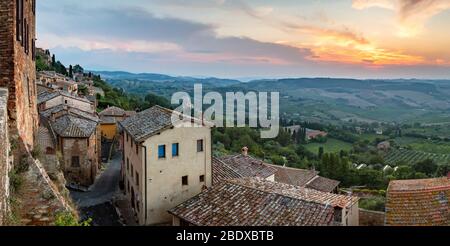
[37,0,450,79]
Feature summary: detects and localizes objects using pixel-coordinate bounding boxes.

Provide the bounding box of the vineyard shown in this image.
[384,148,450,165]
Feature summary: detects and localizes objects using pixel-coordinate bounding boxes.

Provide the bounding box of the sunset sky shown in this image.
[37,0,450,79]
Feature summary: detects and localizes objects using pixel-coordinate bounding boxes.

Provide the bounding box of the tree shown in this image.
[69,65,73,78]
[412,159,437,176]
[318,147,324,159]
[51,54,56,66]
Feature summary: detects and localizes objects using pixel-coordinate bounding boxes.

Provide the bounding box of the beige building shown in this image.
[119,105,213,225]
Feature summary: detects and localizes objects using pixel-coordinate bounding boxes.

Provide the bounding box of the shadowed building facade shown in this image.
[0,0,38,148]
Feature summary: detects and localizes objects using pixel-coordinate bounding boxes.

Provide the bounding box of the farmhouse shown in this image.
[169,177,359,226]
[385,177,450,226]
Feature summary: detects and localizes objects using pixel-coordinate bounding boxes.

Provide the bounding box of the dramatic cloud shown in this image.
[352,0,450,36]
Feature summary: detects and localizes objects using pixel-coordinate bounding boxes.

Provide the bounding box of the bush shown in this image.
[54,212,92,226]
[9,170,23,194]
[359,196,386,212]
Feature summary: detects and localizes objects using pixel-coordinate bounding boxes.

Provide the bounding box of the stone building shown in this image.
[119,105,213,225]
[0,0,39,148]
[38,90,94,112]
[40,105,101,187]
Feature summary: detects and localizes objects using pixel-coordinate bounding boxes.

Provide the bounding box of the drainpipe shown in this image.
[142,144,148,224]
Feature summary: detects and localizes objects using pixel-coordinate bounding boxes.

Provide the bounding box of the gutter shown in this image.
[142,144,148,224]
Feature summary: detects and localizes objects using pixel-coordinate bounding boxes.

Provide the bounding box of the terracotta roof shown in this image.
[212,157,243,185]
[266,164,319,187]
[305,176,341,193]
[218,155,277,179]
[385,178,450,226]
[169,178,343,226]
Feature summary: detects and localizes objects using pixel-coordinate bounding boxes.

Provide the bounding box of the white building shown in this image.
[119,105,213,225]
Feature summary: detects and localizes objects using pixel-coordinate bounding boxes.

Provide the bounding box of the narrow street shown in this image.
[70,151,123,226]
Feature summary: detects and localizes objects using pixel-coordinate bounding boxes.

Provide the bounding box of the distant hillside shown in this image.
[92,72,450,124]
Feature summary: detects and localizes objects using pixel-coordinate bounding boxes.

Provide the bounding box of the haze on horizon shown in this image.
[37,0,450,79]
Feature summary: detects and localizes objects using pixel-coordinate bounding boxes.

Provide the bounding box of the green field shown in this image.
[395,137,450,155]
[304,138,353,154]
[384,148,450,165]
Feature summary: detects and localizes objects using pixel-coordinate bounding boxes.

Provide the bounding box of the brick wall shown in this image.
[359,209,385,226]
[0,0,38,149]
[0,89,11,225]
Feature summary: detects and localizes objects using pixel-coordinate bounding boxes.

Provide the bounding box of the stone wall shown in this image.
[0,89,10,225]
[359,209,385,226]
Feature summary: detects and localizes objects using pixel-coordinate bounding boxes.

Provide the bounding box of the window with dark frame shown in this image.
[197,139,204,152]
[199,175,205,183]
[71,156,80,168]
[182,176,188,186]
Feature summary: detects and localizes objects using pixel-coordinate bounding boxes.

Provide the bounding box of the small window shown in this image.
[197,139,204,152]
[65,100,68,104]
[126,133,129,142]
[172,143,179,157]
[136,172,139,187]
[71,156,80,167]
[199,175,205,183]
[182,176,188,186]
[158,145,166,159]
[135,143,139,155]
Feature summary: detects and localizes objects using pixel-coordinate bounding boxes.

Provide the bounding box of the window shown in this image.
[32,0,36,15]
[71,156,80,168]
[182,176,188,186]
[25,21,29,55]
[126,133,129,142]
[197,140,204,152]
[158,145,166,159]
[199,175,205,183]
[32,38,36,60]
[172,143,179,157]
[16,0,24,42]
[136,172,139,187]
[135,143,139,155]
[64,100,68,104]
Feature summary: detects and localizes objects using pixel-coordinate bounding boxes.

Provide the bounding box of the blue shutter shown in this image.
[172,143,179,157]
[158,145,165,158]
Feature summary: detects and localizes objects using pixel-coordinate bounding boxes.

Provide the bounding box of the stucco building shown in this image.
[119,105,213,225]
[0,0,38,148]
[99,106,135,140]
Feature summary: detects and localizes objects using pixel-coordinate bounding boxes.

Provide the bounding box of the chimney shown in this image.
[241,146,249,156]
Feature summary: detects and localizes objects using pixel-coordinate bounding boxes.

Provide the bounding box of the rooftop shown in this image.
[51,114,98,138]
[169,178,344,226]
[40,104,99,123]
[386,177,450,226]
[119,105,209,142]
[266,164,318,187]
[217,155,277,180]
[212,157,243,185]
[305,176,341,193]
[37,90,92,104]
